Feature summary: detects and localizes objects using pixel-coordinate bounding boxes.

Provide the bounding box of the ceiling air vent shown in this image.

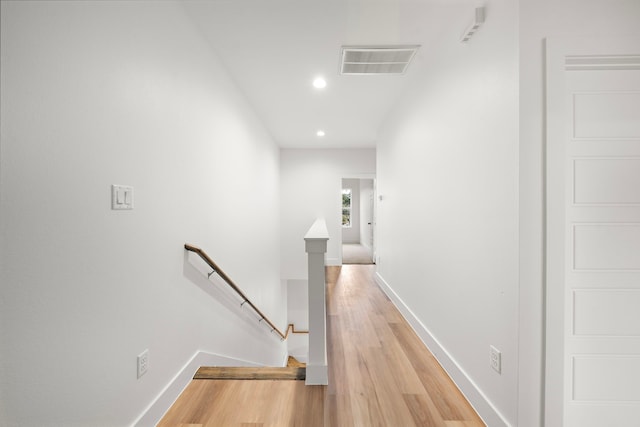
[340,46,420,75]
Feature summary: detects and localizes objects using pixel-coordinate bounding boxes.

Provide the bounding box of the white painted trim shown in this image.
[306,364,329,385]
[340,173,376,180]
[304,218,329,241]
[544,35,640,427]
[374,272,511,427]
[545,36,569,427]
[305,218,329,386]
[326,257,341,266]
[281,352,291,367]
[131,351,262,427]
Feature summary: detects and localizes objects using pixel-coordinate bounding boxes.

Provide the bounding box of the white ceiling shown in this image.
[182,0,479,148]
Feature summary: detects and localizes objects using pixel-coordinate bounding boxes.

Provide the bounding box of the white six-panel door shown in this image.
[546,38,640,427]
[564,64,640,427]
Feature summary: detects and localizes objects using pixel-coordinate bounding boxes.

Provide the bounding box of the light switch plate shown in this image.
[111,185,134,210]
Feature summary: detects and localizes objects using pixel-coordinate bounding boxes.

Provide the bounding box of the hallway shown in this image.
[158,265,484,426]
[341,243,374,264]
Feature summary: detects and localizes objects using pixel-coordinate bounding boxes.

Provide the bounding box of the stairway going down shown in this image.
[193,357,306,381]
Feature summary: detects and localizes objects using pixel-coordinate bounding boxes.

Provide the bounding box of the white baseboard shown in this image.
[326,257,341,266]
[132,351,262,427]
[374,272,511,427]
[305,364,328,385]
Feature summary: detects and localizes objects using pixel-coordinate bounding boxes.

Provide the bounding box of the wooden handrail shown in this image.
[184,244,307,340]
[284,323,309,339]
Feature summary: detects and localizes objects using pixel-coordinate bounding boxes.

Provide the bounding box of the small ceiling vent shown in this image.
[460,7,485,43]
[340,46,420,75]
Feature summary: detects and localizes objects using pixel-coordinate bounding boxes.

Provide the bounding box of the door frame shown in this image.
[339,174,377,264]
[545,35,640,427]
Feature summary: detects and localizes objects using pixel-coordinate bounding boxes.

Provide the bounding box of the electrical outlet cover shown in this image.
[490,345,501,374]
[137,349,149,378]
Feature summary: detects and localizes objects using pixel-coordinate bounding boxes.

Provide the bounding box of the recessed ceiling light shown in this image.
[316,130,325,137]
[312,77,327,89]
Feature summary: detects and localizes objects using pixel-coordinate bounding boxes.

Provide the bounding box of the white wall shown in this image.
[0,2,285,425]
[518,1,640,425]
[286,278,309,362]
[376,0,518,425]
[341,178,361,244]
[280,148,375,279]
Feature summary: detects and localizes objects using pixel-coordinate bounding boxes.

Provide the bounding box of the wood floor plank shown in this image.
[326,393,351,427]
[444,421,486,427]
[343,345,385,426]
[291,383,325,427]
[159,265,485,426]
[326,314,348,396]
[161,379,224,425]
[286,356,305,368]
[365,348,419,426]
[403,393,447,427]
[388,320,483,423]
[374,316,427,394]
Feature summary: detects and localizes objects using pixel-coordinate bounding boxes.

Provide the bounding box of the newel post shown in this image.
[304,218,329,385]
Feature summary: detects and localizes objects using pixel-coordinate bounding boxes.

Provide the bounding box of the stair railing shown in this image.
[184,243,307,340]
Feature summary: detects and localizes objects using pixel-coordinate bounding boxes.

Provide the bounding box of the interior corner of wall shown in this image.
[131,351,265,427]
[131,350,202,427]
[326,257,341,266]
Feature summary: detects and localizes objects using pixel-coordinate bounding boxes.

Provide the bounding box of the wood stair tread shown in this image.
[194,366,306,380]
[286,356,306,368]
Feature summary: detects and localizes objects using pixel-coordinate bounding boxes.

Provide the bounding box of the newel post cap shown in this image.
[304,218,329,254]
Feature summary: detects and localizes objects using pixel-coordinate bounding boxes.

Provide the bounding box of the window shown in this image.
[342,188,352,227]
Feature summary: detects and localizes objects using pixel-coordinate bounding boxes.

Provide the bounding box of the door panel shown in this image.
[572,91,640,138]
[564,68,640,426]
[573,158,640,204]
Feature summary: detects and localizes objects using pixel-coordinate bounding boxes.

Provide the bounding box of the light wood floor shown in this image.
[342,243,374,264]
[158,265,485,427]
